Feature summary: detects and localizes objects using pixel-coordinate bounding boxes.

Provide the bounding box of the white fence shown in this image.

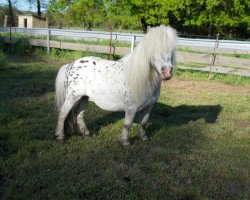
[1,27,250,52]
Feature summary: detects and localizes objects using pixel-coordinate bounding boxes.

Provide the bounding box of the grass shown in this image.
[175,69,250,86]
[0,50,250,199]
[50,36,132,47]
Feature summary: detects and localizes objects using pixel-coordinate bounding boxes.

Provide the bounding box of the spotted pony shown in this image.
[55,25,177,146]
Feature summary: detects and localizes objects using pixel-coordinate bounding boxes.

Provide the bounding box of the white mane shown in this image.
[122,25,177,105]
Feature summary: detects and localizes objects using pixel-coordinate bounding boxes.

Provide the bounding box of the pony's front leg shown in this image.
[119,109,137,146]
[138,104,154,141]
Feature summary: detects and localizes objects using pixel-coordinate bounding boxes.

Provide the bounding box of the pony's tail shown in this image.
[55,64,68,113]
[55,64,76,135]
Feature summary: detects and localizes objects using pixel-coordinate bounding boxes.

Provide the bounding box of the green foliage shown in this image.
[9,38,32,56]
[0,38,7,68]
[48,0,249,37]
[0,38,6,51]
[170,0,250,37]
[49,48,110,60]
[105,0,139,30]
[0,50,7,68]
[49,0,105,29]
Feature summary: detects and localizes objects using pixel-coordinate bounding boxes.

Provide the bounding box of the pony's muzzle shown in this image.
[161,67,173,80]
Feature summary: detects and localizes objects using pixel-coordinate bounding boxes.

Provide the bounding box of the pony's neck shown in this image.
[123,51,160,105]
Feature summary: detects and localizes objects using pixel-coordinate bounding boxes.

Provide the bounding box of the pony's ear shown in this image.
[147,26,151,32]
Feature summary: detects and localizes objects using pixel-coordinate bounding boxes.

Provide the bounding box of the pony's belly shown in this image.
[87,86,126,111]
[89,96,125,111]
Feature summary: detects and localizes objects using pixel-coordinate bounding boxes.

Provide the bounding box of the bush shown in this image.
[0,38,6,51]
[9,38,32,56]
[0,50,7,68]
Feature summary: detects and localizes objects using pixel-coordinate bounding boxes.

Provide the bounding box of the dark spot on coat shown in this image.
[93,61,96,65]
[80,60,88,63]
[69,61,76,70]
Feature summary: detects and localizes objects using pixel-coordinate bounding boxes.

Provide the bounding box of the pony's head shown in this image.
[146,25,177,81]
[152,49,175,81]
[124,24,177,104]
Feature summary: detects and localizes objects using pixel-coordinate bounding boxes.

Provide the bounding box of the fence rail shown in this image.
[1,27,250,51]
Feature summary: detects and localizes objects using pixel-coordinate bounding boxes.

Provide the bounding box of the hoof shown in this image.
[119,139,131,147]
[140,135,149,141]
[79,129,90,138]
[82,134,91,139]
[56,134,65,141]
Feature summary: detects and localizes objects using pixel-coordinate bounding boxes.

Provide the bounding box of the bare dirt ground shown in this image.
[164,78,250,95]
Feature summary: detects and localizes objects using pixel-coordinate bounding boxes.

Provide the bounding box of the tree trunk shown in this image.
[140,17,147,33]
[7,0,14,26]
[37,0,41,17]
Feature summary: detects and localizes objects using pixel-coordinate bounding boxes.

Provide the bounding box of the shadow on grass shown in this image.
[82,102,222,138]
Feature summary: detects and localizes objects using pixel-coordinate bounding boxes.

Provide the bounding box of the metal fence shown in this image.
[1,27,250,51]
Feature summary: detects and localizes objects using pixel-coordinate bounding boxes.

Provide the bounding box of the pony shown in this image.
[55,25,177,146]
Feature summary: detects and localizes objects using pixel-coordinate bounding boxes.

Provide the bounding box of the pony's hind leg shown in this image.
[137,104,154,141]
[55,95,81,141]
[76,97,90,137]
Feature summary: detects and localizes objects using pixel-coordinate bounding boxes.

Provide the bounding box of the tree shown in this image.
[26,0,50,17]
[166,0,250,37]
[130,0,170,32]
[104,0,139,31]
[49,0,105,29]
[47,0,249,37]
[37,0,41,17]
[6,0,15,26]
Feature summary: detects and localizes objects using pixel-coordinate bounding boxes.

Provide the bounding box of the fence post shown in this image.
[208,33,220,81]
[47,28,50,55]
[109,28,113,60]
[9,26,12,46]
[131,35,135,53]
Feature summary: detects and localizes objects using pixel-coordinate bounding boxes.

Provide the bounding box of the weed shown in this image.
[9,38,32,56]
[0,50,7,68]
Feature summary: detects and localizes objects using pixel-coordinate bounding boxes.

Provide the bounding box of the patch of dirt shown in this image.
[163,78,250,95]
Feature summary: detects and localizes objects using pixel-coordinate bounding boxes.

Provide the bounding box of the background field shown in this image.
[0,51,250,199]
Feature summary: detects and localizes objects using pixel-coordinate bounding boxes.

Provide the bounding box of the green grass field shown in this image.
[0,53,249,199]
